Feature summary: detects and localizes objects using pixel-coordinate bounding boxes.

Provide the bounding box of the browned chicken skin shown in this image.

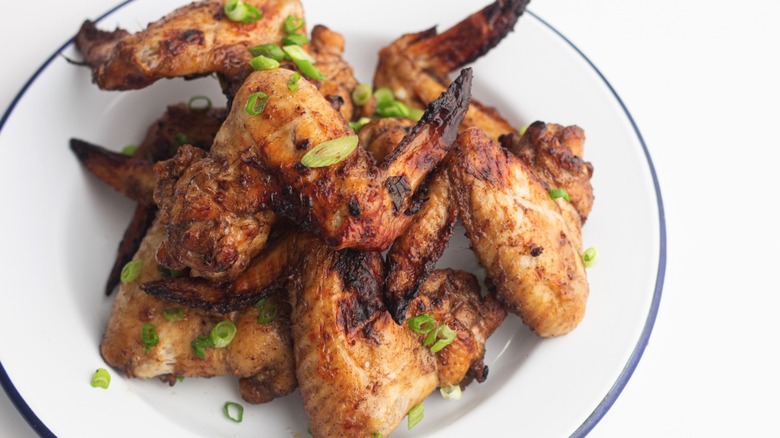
[75,0,304,94]
[155,67,472,279]
[374,0,529,142]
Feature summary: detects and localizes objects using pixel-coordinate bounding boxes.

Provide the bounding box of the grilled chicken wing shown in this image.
[448,128,588,337]
[308,24,360,121]
[100,218,296,403]
[75,0,303,94]
[155,67,471,279]
[374,0,528,142]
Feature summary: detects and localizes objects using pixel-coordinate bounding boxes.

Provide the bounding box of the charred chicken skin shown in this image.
[154,67,472,279]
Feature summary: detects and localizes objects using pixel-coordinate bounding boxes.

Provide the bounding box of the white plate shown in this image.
[0,0,665,436]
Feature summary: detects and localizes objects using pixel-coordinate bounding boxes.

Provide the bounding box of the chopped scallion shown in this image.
[519,125,528,136]
[287,72,301,91]
[376,100,410,118]
[407,403,424,429]
[210,321,238,348]
[141,323,159,353]
[582,247,598,268]
[188,95,212,111]
[174,132,189,147]
[90,368,110,389]
[373,87,394,104]
[300,135,359,168]
[282,45,325,81]
[248,43,286,61]
[407,314,436,335]
[163,307,185,322]
[121,144,137,156]
[223,401,244,423]
[281,33,309,47]
[549,188,571,202]
[256,298,279,324]
[283,15,305,34]
[348,117,371,133]
[120,260,143,284]
[250,55,280,71]
[245,91,269,116]
[424,324,456,353]
[439,385,462,400]
[224,0,263,23]
[407,107,425,121]
[351,83,372,106]
[192,335,213,359]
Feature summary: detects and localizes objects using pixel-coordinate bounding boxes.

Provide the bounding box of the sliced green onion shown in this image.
[407,107,425,121]
[439,385,462,400]
[141,323,159,353]
[163,307,185,322]
[283,15,305,34]
[176,375,185,382]
[250,55,280,71]
[248,43,287,61]
[157,264,182,278]
[582,247,598,268]
[281,33,309,47]
[373,87,394,104]
[376,100,410,118]
[188,95,212,111]
[245,91,269,116]
[424,324,456,353]
[192,335,213,359]
[519,125,529,136]
[300,135,359,168]
[224,0,263,23]
[549,188,571,202]
[351,83,372,106]
[223,401,244,423]
[120,260,143,284]
[256,298,279,324]
[407,314,436,335]
[90,368,110,389]
[210,321,238,348]
[371,433,383,438]
[407,403,423,430]
[174,132,189,147]
[287,72,301,91]
[348,117,371,133]
[282,45,325,81]
[121,144,137,156]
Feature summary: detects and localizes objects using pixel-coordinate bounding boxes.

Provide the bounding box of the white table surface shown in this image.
[2,1,778,436]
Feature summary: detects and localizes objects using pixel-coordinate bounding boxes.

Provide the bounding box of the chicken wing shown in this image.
[75,0,303,94]
[374,0,529,142]
[155,67,472,279]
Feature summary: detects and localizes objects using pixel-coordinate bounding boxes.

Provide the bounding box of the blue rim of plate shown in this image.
[0,3,666,437]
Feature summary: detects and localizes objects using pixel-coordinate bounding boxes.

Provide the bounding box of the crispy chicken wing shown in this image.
[155,67,472,279]
[75,0,303,94]
[374,0,529,142]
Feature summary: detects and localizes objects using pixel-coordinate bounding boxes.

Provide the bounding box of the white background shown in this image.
[1,0,778,436]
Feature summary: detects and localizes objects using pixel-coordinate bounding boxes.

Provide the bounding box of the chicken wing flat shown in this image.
[154,67,472,279]
[308,24,360,121]
[448,128,589,337]
[100,217,296,403]
[75,0,303,94]
[374,0,528,142]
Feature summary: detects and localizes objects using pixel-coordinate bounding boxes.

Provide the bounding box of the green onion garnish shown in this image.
[188,95,212,111]
[549,188,571,202]
[176,375,184,382]
[256,298,279,324]
[191,335,213,359]
[224,0,263,23]
[121,144,137,156]
[174,132,189,147]
[163,307,185,322]
[373,87,394,104]
[90,368,110,389]
[283,15,305,34]
[282,45,325,81]
[439,385,462,400]
[250,55,280,71]
[407,107,425,121]
[582,247,598,268]
[348,117,371,133]
[424,324,456,353]
[351,83,372,106]
[245,91,269,116]
[141,323,159,353]
[376,100,410,118]
[210,321,238,348]
[287,72,301,91]
[157,265,183,278]
[407,403,424,429]
[223,401,244,423]
[300,135,359,168]
[371,433,383,438]
[120,260,143,284]
[248,43,287,61]
[281,33,309,47]
[519,125,528,136]
[408,314,436,334]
